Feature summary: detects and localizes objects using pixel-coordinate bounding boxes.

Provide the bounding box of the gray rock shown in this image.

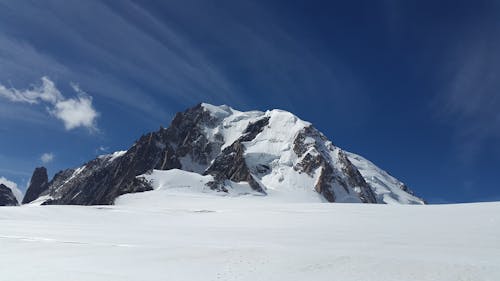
[293,126,377,203]
[23,167,49,204]
[0,184,19,206]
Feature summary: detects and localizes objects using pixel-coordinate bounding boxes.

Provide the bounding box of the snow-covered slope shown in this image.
[345,152,425,204]
[139,169,261,197]
[24,103,424,205]
[1,196,499,280]
[135,169,324,204]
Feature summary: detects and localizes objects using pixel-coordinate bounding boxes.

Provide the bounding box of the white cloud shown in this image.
[0,176,23,203]
[40,153,54,164]
[0,77,99,131]
[50,95,98,130]
[0,76,63,104]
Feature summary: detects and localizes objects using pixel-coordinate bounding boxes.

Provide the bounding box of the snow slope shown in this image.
[345,152,425,204]
[1,193,499,281]
[138,169,262,197]
[137,169,324,203]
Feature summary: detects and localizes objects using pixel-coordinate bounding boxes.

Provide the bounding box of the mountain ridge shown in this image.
[23,103,424,205]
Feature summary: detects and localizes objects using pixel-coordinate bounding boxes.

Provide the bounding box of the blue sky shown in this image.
[0,0,499,203]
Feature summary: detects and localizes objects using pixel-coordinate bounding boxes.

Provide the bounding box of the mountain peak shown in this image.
[200,103,235,119]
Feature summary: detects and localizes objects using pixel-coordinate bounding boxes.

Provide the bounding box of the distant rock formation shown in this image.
[0,184,19,206]
[23,167,49,204]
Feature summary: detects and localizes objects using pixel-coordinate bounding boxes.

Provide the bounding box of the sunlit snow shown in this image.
[1,190,499,281]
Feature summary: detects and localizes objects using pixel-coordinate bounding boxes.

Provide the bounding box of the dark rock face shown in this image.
[0,184,18,206]
[336,150,377,203]
[43,131,181,205]
[165,104,223,172]
[23,167,49,204]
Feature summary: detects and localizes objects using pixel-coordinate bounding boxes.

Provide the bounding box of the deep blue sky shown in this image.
[0,0,499,203]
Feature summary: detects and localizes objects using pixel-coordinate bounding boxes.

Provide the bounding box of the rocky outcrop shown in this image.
[0,184,18,206]
[22,167,49,204]
[165,103,224,172]
[205,117,270,193]
[293,126,377,203]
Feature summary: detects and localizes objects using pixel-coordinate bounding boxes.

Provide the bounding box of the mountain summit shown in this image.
[24,103,424,205]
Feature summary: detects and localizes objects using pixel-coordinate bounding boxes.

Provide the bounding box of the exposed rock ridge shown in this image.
[293,125,377,203]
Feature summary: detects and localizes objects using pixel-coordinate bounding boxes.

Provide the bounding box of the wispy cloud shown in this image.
[0,1,365,126]
[433,34,500,162]
[0,77,99,131]
[0,1,244,123]
[40,153,54,164]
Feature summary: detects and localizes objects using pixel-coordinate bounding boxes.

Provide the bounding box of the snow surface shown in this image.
[138,169,261,197]
[0,176,23,203]
[137,169,322,203]
[1,194,499,281]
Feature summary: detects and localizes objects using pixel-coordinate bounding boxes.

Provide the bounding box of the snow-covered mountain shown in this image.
[23,103,424,205]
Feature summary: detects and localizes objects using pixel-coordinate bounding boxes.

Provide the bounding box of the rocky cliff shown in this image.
[0,184,19,206]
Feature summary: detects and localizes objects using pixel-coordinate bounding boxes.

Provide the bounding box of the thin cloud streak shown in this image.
[0,0,245,121]
[433,32,500,162]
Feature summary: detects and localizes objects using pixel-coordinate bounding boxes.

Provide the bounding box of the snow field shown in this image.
[1,192,498,281]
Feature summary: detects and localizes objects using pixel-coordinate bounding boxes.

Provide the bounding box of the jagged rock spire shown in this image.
[23,167,49,204]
